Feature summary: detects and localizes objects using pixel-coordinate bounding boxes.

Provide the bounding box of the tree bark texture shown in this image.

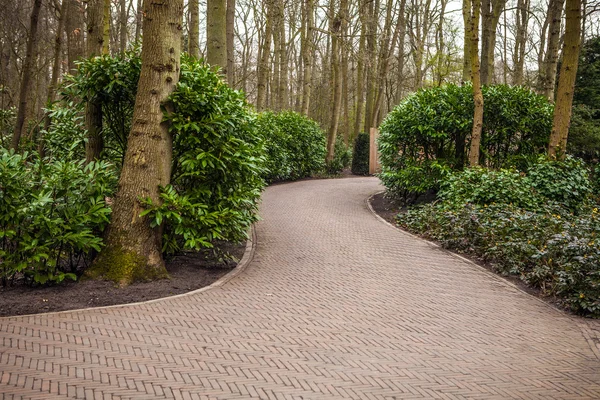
[65,0,85,71]
[513,0,529,85]
[12,0,42,151]
[539,0,564,100]
[480,0,505,85]
[256,0,272,111]
[85,0,106,162]
[207,0,227,73]
[548,0,581,159]
[189,0,200,57]
[468,0,484,166]
[326,0,342,163]
[300,0,314,115]
[462,0,472,82]
[103,0,111,54]
[91,0,184,285]
[226,0,235,83]
[120,0,128,52]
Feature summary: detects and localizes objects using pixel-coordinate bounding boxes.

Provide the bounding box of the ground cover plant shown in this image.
[397,158,600,317]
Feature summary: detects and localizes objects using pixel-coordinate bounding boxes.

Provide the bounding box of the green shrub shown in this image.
[527,155,592,211]
[42,102,87,161]
[438,167,540,211]
[378,84,553,200]
[326,135,352,175]
[351,132,370,175]
[398,202,600,316]
[0,149,116,285]
[0,107,15,148]
[256,110,326,181]
[140,57,265,254]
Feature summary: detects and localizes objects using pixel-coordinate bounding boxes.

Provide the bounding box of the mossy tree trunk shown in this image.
[103,0,111,54]
[11,0,42,151]
[89,0,183,285]
[468,0,484,166]
[207,0,227,73]
[300,0,314,116]
[226,0,235,83]
[548,0,582,159]
[85,0,105,162]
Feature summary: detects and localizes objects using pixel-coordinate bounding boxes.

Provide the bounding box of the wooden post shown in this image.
[369,127,380,174]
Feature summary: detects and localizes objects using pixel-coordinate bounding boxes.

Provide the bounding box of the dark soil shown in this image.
[0,242,245,317]
[369,192,567,313]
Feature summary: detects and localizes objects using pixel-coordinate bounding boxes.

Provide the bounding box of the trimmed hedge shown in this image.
[351,132,370,175]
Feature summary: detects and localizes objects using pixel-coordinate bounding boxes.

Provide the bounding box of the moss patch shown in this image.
[86,245,169,287]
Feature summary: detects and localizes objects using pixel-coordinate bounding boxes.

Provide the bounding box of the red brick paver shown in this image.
[1,177,599,399]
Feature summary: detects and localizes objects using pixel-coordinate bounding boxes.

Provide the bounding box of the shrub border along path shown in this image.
[1,177,600,399]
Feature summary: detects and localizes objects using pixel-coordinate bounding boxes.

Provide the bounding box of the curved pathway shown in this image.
[1,177,600,399]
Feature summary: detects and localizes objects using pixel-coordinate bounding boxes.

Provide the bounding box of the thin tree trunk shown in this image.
[103,0,111,54]
[353,10,366,136]
[300,0,314,115]
[326,0,342,163]
[363,0,377,133]
[480,0,505,84]
[65,0,85,71]
[135,0,143,42]
[513,0,528,85]
[278,4,288,109]
[120,0,127,52]
[468,0,484,166]
[540,0,565,100]
[189,0,200,57]
[207,0,227,73]
[548,0,582,159]
[12,0,43,151]
[90,0,184,285]
[462,0,472,82]
[85,0,105,162]
[256,0,272,111]
[226,0,235,83]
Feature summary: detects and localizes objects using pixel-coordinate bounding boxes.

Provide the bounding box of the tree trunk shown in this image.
[226,0,235,84]
[480,0,505,85]
[189,0,200,57]
[462,0,472,82]
[548,0,582,159]
[65,0,85,72]
[135,0,143,42]
[89,0,183,285]
[103,0,111,54]
[207,0,227,73]
[353,10,366,137]
[300,0,314,115]
[12,0,42,151]
[539,0,565,101]
[363,0,377,133]
[85,0,105,162]
[326,0,342,163]
[513,0,528,85]
[468,0,484,166]
[120,0,128,52]
[256,0,272,111]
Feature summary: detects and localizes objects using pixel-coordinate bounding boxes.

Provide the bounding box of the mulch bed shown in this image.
[0,242,245,317]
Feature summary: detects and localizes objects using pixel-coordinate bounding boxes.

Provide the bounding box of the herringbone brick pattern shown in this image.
[1,177,599,399]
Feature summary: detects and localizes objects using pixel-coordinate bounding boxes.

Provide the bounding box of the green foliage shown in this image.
[0,149,116,285]
[0,106,15,148]
[575,36,600,109]
[351,132,370,176]
[399,202,600,316]
[568,105,600,160]
[140,57,265,254]
[42,102,87,161]
[398,157,599,316]
[62,51,142,163]
[256,110,326,181]
[326,135,352,175]
[378,84,553,201]
[527,156,592,211]
[438,167,539,210]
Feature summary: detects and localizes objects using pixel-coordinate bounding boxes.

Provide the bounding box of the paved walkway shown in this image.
[1,177,600,399]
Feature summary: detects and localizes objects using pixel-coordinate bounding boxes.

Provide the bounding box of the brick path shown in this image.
[1,177,600,399]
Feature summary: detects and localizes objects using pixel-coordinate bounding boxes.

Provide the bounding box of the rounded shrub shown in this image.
[141,56,266,253]
[256,110,326,182]
[378,84,553,200]
[351,132,370,175]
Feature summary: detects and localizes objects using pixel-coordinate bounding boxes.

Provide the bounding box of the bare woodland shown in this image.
[1,0,600,151]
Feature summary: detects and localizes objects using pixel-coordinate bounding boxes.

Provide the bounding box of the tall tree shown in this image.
[462,0,473,82]
[326,0,342,163]
[134,0,143,42]
[480,0,505,84]
[467,0,484,166]
[119,0,127,52]
[513,0,529,85]
[103,0,111,54]
[548,0,582,158]
[91,0,184,285]
[226,0,236,83]
[207,0,228,73]
[300,0,314,115]
[539,0,565,100]
[65,0,85,71]
[189,0,200,57]
[85,0,105,162]
[256,0,273,111]
[11,0,43,151]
